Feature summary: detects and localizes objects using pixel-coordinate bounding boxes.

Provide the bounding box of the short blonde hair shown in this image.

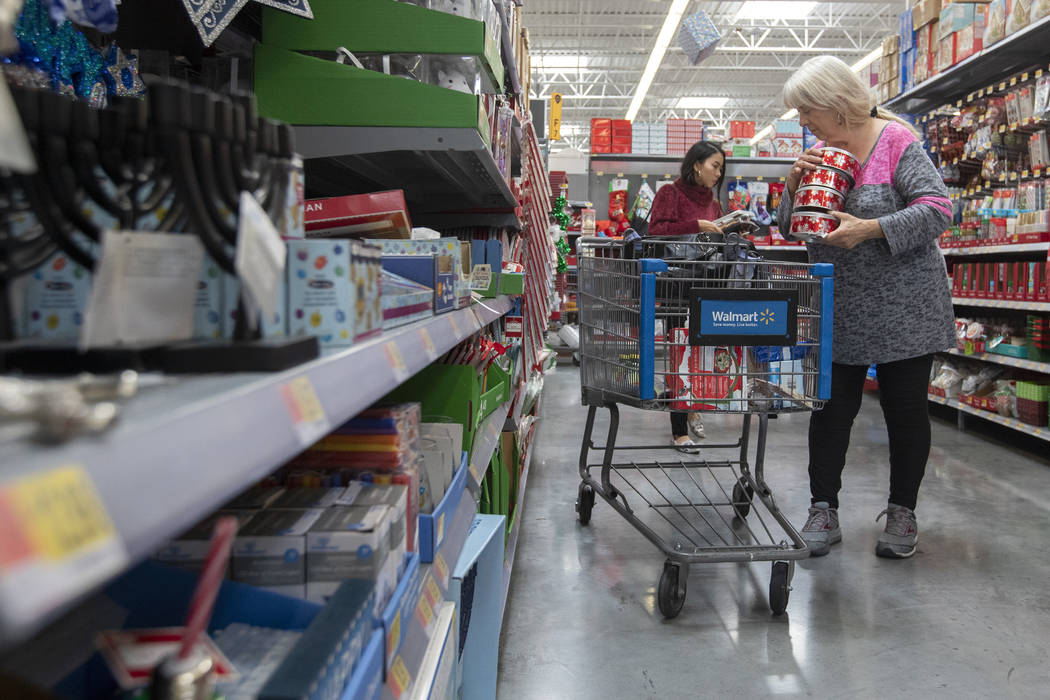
[783,55,917,136]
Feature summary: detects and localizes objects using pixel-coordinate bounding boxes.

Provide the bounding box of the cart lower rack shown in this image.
[573,238,834,618]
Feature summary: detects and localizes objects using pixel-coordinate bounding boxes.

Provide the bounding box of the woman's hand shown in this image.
[697,220,723,234]
[786,148,825,197]
[821,211,883,249]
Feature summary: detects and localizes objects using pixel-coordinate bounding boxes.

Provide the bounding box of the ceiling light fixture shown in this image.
[625,0,690,122]
[733,1,817,22]
[676,96,730,109]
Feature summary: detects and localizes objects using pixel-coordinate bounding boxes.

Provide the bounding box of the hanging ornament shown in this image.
[102,43,144,96]
[13,0,107,98]
[550,194,570,231]
[47,0,118,33]
[181,0,313,47]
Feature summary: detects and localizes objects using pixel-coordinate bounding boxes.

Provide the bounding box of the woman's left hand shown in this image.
[822,212,883,249]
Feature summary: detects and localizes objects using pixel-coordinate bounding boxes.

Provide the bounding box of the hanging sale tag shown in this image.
[550,93,563,141]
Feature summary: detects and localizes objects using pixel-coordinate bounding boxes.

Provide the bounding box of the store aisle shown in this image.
[499,367,1050,699]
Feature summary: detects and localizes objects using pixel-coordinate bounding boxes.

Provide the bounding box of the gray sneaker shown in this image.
[687,412,705,439]
[800,501,841,557]
[875,504,918,559]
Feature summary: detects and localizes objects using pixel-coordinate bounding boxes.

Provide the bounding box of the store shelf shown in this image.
[294,125,518,213]
[945,347,1050,373]
[928,393,1050,442]
[941,242,1050,256]
[589,154,796,164]
[467,399,513,491]
[886,15,1050,115]
[0,297,513,648]
[952,297,1050,311]
[500,404,538,623]
[492,0,521,97]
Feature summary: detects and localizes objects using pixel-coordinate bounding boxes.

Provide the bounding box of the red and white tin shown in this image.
[800,165,853,193]
[819,147,861,181]
[790,211,839,239]
[793,185,846,212]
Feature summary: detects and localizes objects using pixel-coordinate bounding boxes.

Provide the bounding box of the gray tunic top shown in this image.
[777,122,955,365]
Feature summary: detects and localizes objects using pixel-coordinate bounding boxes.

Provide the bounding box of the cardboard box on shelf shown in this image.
[913,0,942,29]
[899,7,916,52]
[306,505,396,609]
[287,239,355,349]
[231,508,324,596]
[937,33,957,73]
[304,190,412,240]
[939,2,975,38]
[882,34,900,56]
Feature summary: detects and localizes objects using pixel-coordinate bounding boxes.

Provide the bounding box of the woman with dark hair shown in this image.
[648,140,726,452]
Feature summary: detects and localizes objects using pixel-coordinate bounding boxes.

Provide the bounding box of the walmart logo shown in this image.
[760,308,775,325]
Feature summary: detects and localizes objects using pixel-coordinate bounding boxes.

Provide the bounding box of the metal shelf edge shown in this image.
[0,297,513,648]
[945,348,1050,373]
[467,400,513,490]
[952,297,1050,311]
[499,416,538,624]
[929,394,1050,441]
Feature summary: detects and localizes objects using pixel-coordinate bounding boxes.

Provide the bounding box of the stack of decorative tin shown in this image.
[789,147,860,241]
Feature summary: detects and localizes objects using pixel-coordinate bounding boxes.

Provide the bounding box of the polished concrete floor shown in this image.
[498,366,1050,699]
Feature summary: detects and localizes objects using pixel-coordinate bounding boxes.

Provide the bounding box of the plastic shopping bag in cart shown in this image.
[666,328,747,411]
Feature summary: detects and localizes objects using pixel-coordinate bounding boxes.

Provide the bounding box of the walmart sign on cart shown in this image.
[689,290,797,346]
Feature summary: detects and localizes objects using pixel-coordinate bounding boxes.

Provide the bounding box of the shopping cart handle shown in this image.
[639,258,668,273]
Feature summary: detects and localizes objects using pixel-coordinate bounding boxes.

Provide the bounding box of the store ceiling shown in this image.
[526,0,906,151]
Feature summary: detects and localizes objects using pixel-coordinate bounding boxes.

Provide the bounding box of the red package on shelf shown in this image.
[305,190,413,239]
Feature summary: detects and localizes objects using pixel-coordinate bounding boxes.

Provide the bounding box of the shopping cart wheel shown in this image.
[769,561,790,616]
[576,484,595,525]
[732,479,754,520]
[657,562,687,619]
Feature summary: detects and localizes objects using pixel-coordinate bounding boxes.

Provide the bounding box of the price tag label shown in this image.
[1023,73,1029,81]
[387,610,401,660]
[419,328,437,361]
[433,552,450,589]
[1010,77,1017,86]
[1000,81,1007,91]
[1023,170,1030,178]
[468,460,483,486]
[448,313,462,338]
[437,512,446,545]
[1010,173,1018,181]
[967,93,974,103]
[1037,169,1043,177]
[388,656,411,697]
[942,137,948,145]
[978,89,984,98]
[281,376,331,447]
[384,342,410,383]
[999,174,1007,182]
[424,576,441,607]
[0,465,128,628]
[415,593,434,628]
[1010,122,1018,131]
[1037,69,1044,78]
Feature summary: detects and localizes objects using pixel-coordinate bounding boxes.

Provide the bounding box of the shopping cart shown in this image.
[574,236,834,618]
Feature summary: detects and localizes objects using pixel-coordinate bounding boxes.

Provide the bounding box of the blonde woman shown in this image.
[776,56,954,559]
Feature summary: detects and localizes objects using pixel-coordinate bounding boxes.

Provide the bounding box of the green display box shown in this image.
[261,0,503,90]
[497,272,524,296]
[255,44,490,144]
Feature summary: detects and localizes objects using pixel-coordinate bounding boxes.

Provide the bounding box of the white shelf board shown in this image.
[952,297,1050,311]
[0,296,513,648]
[928,393,1050,442]
[941,242,1050,256]
[467,400,513,490]
[945,348,1050,373]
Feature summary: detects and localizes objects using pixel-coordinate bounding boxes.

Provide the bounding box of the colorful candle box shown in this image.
[366,237,467,306]
[23,232,95,342]
[287,239,355,348]
[351,241,383,341]
[194,255,225,340]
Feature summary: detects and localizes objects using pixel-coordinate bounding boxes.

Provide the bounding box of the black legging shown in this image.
[808,354,935,511]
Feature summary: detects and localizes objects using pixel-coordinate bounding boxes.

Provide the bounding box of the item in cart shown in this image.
[800,166,853,193]
[790,212,840,241]
[793,185,846,213]
[666,329,747,412]
[818,147,861,182]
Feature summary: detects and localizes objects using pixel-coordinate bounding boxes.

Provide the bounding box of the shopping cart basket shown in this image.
[574,236,834,618]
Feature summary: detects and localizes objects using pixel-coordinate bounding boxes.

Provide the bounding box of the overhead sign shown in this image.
[550,93,562,140]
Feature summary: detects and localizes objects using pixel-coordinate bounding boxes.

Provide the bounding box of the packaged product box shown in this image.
[340,481,411,555]
[998,262,1009,300]
[304,190,412,240]
[1026,261,1043,301]
[774,119,803,137]
[268,487,345,509]
[231,508,325,598]
[155,509,258,573]
[287,239,355,348]
[193,255,224,340]
[882,34,900,56]
[350,241,383,341]
[677,9,722,64]
[306,505,397,610]
[899,7,916,52]
[224,484,286,510]
[590,118,612,153]
[666,329,748,412]
[976,263,987,298]
[936,33,957,72]
[955,24,983,62]
[913,0,942,29]
[939,2,976,38]
[23,234,95,342]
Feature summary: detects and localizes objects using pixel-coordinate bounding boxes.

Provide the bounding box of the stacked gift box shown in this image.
[632,121,650,155]
[773,120,804,159]
[611,119,632,153]
[590,118,612,153]
[730,121,756,140]
[667,118,704,156]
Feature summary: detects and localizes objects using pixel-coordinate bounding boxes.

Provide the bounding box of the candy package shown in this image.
[747,181,772,225]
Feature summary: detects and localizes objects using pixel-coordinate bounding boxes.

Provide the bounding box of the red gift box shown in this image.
[305,190,413,239]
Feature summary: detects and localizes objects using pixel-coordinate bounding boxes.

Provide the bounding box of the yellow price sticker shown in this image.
[384,342,410,383]
[425,576,441,607]
[1037,169,1043,177]
[419,328,437,361]
[1000,81,1007,90]
[388,656,411,697]
[1037,69,1044,78]
[1010,77,1017,86]
[415,594,434,627]
[434,552,450,588]
[282,376,325,425]
[1010,173,1018,181]
[942,137,948,145]
[999,125,1007,134]
[967,93,974,102]
[1011,122,1019,130]
[1,465,118,563]
[1022,73,1029,81]
[437,512,446,544]
[387,610,401,659]
[448,314,461,338]
[978,89,984,98]
[999,174,1007,182]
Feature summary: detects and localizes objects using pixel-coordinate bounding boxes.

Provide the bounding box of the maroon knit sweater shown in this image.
[648,178,722,237]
